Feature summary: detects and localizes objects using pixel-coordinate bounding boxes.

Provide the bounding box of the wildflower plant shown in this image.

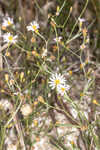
[57,84,70,96]
[0,0,99,150]
[3,32,18,44]
[49,73,70,96]
[53,36,62,43]
[2,17,14,28]
[49,73,66,89]
[27,21,39,33]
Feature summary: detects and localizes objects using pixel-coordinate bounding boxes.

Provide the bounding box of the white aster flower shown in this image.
[78,18,86,31]
[27,21,39,32]
[21,104,32,117]
[2,17,13,27]
[80,43,86,50]
[57,84,70,96]
[78,18,85,23]
[49,73,66,90]
[54,36,62,42]
[3,32,18,44]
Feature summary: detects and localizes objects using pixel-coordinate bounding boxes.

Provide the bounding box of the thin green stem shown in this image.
[66,0,89,41]
[54,27,60,66]
[0,127,6,150]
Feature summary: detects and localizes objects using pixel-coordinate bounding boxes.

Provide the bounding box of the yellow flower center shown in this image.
[93,99,98,105]
[61,87,65,92]
[55,79,60,85]
[7,21,12,25]
[32,25,37,31]
[8,36,13,41]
